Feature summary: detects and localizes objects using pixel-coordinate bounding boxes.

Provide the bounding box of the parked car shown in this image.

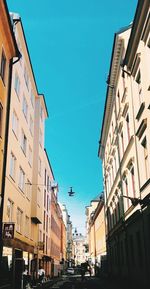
[67,267,74,275]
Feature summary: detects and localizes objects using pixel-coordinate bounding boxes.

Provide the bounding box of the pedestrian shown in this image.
[38,267,45,283]
[81,267,85,281]
[88,266,92,277]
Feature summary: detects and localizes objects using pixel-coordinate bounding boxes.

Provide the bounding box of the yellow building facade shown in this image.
[0,0,18,215]
[1,12,47,289]
[99,0,150,286]
[87,196,106,274]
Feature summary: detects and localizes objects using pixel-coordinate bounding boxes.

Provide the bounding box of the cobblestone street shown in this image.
[48,275,135,289]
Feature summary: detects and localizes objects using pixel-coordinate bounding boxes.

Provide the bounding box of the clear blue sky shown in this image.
[7,0,137,234]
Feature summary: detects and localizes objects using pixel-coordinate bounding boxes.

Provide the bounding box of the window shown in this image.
[44,169,47,186]
[30,91,34,108]
[10,152,16,180]
[24,66,29,90]
[21,130,27,155]
[14,73,20,98]
[43,211,46,230]
[39,129,42,147]
[117,90,120,112]
[16,207,23,233]
[141,137,149,179]
[0,103,3,137]
[123,176,129,209]
[46,236,48,254]
[25,216,29,237]
[40,106,43,121]
[46,215,48,233]
[147,37,150,48]
[136,69,142,103]
[7,199,13,222]
[22,96,28,120]
[12,110,18,137]
[121,131,124,156]
[37,187,41,207]
[47,176,49,192]
[39,230,42,242]
[29,116,33,136]
[18,167,25,192]
[47,195,49,212]
[130,165,136,198]
[126,114,130,142]
[38,157,41,176]
[0,50,6,83]
[28,146,32,166]
[26,179,31,200]
[44,189,46,208]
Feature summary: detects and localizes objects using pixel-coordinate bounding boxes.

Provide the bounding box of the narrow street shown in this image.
[50,275,107,289]
[49,275,128,289]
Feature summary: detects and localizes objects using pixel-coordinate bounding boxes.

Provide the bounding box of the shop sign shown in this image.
[3,223,15,239]
[38,241,44,251]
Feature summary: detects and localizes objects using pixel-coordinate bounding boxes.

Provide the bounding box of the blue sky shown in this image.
[7,0,137,233]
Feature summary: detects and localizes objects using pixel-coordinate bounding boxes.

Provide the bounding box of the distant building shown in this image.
[85,195,106,274]
[98,0,150,286]
[72,229,86,266]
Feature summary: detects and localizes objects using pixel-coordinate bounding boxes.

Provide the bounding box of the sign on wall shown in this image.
[3,223,15,239]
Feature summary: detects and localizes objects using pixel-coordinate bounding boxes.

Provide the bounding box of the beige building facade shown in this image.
[72,230,86,266]
[1,13,48,288]
[0,7,68,288]
[99,0,150,286]
[86,195,106,274]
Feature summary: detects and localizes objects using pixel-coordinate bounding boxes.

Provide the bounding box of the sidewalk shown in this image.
[32,277,63,289]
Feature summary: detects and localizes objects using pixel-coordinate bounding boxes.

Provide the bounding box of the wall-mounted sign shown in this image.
[3,223,15,239]
[38,241,44,251]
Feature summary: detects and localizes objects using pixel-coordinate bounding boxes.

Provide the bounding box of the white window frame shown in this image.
[22,95,28,121]
[7,199,14,222]
[21,130,27,155]
[30,90,34,108]
[14,73,20,98]
[12,110,19,137]
[18,167,25,192]
[16,207,23,233]
[25,215,29,238]
[29,115,33,136]
[10,152,16,180]
[28,146,32,167]
[24,66,29,90]
[38,157,42,176]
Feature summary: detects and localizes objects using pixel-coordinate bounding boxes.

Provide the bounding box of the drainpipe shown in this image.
[0,54,20,268]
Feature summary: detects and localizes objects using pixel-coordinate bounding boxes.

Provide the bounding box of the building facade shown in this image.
[72,230,86,266]
[86,195,106,274]
[0,2,19,283]
[98,0,150,286]
[0,5,69,288]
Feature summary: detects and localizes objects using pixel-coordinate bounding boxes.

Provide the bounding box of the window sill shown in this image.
[9,174,15,183]
[16,230,22,235]
[21,147,27,157]
[18,186,25,194]
[136,102,145,121]
[12,129,18,140]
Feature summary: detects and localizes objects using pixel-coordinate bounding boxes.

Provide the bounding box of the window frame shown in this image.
[0,49,6,84]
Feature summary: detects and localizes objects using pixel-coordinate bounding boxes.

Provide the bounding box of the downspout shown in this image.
[0,54,20,267]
